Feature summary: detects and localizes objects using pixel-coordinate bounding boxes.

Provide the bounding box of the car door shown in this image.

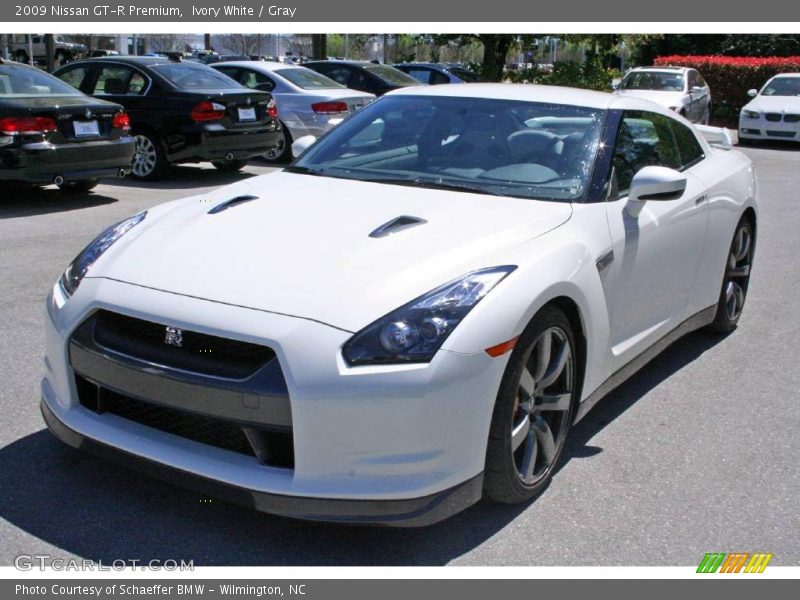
[89,63,151,122]
[603,110,709,368]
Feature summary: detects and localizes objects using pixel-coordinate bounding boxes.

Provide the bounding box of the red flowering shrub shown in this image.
[654,55,800,120]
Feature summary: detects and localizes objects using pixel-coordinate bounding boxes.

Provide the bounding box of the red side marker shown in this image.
[485,336,520,358]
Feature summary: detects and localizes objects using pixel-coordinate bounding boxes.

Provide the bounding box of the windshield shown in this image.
[621,71,685,92]
[0,66,83,97]
[364,64,421,86]
[151,62,243,90]
[291,95,605,202]
[761,77,800,97]
[276,67,345,89]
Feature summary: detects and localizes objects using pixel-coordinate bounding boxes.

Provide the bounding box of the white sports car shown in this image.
[42,84,758,526]
[739,73,800,143]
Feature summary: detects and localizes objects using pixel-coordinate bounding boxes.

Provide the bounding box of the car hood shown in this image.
[616,90,686,108]
[96,171,572,332]
[744,95,800,113]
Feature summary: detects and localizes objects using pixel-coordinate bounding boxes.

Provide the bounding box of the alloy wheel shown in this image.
[511,326,574,485]
[132,135,158,178]
[724,223,753,322]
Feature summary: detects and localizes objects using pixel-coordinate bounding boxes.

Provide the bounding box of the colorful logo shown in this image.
[697,552,773,573]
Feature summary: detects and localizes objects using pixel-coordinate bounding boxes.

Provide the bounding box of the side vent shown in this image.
[208,195,259,214]
[369,215,428,238]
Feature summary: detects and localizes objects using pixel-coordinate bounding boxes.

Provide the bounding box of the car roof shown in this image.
[627,66,689,73]
[771,72,800,78]
[71,56,198,67]
[213,60,303,72]
[305,60,380,67]
[0,59,38,69]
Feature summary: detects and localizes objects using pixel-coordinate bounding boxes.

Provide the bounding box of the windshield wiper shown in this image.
[358,175,508,197]
[284,165,325,176]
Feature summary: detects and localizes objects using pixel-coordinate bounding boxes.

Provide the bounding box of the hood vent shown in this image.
[369,215,428,238]
[208,195,259,215]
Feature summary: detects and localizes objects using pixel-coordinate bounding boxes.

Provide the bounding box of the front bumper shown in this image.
[0,136,134,183]
[43,277,507,526]
[739,119,800,141]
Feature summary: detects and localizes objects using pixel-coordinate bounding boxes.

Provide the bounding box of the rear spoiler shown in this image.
[695,124,734,150]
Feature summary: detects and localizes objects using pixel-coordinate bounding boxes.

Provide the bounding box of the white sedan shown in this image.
[739,73,800,143]
[42,84,757,526]
[615,66,712,124]
[212,60,375,162]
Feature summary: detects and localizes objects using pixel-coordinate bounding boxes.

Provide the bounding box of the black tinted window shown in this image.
[613,111,681,194]
[670,120,705,168]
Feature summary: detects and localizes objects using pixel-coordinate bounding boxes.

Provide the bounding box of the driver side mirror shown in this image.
[628,166,687,204]
[690,85,704,94]
[747,88,758,98]
[291,135,317,159]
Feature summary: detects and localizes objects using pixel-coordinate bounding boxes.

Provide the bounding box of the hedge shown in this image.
[654,55,800,122]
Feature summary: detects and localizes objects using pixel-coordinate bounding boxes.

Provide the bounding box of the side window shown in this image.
[430,70,450,85]
[323,66,351,86]
[56,65,93,91]
[406,68,432,84]
[127,72,147,94]
[213,67,240,82]
[696,73,707,88]
[612,111,681,195]
[93,66,134,95]
[240,69,275,91]
[670,120,705,169]
[687,70,698,89]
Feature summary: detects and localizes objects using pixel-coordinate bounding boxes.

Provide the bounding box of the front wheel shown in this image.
[57,179,99,193]
[484,305,578,504]
[131,132,169,180]
[263,125,292,163]
[708,218,755,333]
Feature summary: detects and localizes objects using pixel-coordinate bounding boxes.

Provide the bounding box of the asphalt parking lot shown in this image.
[1,147,798,567]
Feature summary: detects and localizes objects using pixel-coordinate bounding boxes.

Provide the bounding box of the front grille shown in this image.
[784,114,800,123]
[92,310,275,379]
[765,113,783,122]
[766,130,796,138]
[76,375,294,468]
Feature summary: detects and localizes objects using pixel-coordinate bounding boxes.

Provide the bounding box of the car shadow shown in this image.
[0,186,118,219]
[0,330,725,566]
[737,140,800,152]
[103,165,261,191]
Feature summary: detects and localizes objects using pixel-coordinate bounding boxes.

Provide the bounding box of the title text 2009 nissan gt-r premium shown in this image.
[42,84,758,526]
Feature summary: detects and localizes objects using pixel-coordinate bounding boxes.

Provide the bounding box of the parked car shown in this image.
[54,56,282,179]
[212,60,374,162]
[304,60,422,96]
[393,62,477,84]
[614,66,712,124]
[9,34,86,66]
[42,84,757,526]
[739,73,800,143]
[0,59,134,191]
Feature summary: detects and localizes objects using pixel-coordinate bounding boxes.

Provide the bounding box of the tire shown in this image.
[131,132,169,180]
[57,179,99,193]
[707,217,755,333]
[211,159,248,172]
[484,305,578,504]
[263,124,292,163]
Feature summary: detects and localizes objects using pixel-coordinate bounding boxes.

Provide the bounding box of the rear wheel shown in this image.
[484,305,578,504]
[57,179,99,193]
[263,125,292,163]
[211,159,248,172]
[131,132,169,180]
[708,218,755,333]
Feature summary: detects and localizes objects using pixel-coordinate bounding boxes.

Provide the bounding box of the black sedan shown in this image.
[303,60,422,96]
[0,58,134,192]
[54,56,282,179]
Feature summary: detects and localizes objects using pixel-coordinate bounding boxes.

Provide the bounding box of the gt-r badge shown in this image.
[164,326,183,347]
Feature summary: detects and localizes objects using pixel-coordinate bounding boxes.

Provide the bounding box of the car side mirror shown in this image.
[611,81,620,90]
[747,88,758,98]
[291,135,317,159]
[690,85,704,94]
[628,166,687,206]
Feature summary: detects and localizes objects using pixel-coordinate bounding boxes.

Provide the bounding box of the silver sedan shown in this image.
[212,61,375,162]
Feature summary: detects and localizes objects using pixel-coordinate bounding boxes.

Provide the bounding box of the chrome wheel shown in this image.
[132,134,158,178]
[263,126,290,163]
[511,326,574,486]
[724,224,752,322]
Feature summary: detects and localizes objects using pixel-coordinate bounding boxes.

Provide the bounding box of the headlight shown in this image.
[742,110,760,119]
[342,266,516,366]
[59,211,147,297]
